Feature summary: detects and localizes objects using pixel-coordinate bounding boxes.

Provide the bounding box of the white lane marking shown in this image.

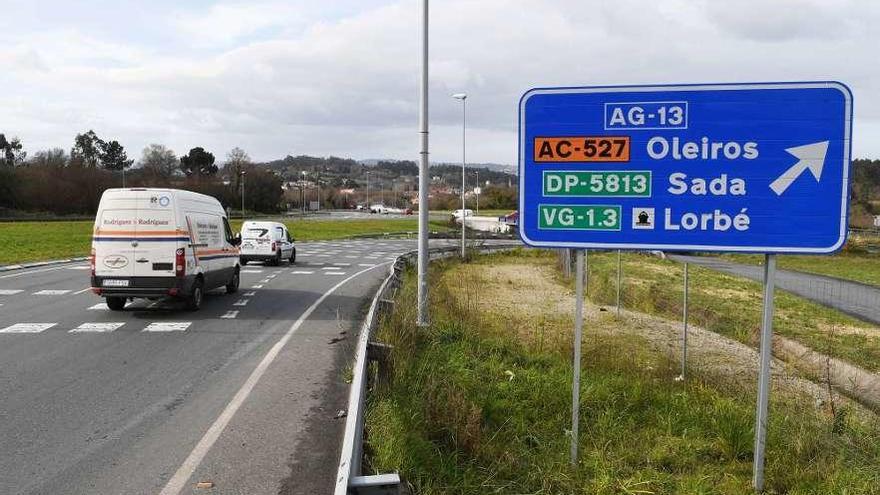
[34,289,72,295]
[241,269,263,274]
[143,322,191,332]
[259,279,270,283]
[358,263,376,267]
[291,271,314,275]
[332,263,352,267]
[0,289,24,295]
[321,267,338,270]
[267,274,277,279]
[251,284,263,289]
[157,262,390,495]
[345,256,358,259]
[220,311,239,319]
[88,303,109,310]
[0,323,57,333]
[232,299,249,307]
[73,287,92,295]
[243,291,256,297]
[70,322,125,333]
[0,264,88,279]
[66,266,91,270]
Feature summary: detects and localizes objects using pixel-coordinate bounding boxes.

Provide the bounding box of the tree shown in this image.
[180,147,218,179]
[71,130,104,167]
[0,134,26,166]
[224,146,251,193]
[98,140,133,171]
[242,165,283,213]
[30,148,69,168]
[140,144,178,182]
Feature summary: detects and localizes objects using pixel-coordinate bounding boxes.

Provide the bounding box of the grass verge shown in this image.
[581,251,880,373]
[0,218,449,265]
[366,251,880,494]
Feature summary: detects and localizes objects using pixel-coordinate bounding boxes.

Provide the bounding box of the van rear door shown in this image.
[130,191,181,279]
[94,199,138,282]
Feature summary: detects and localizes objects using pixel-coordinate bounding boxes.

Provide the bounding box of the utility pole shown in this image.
[417,0,430,326]
[452,93,467,258]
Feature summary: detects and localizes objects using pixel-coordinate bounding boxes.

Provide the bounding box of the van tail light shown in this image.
[90,248,96,277]
[175,248,186,277]
[271,241,277,251]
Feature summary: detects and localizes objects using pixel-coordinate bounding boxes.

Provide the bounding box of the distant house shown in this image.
[873,215,880,228]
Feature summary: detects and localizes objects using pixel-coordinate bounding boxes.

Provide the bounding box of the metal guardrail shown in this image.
[334,242,522,495]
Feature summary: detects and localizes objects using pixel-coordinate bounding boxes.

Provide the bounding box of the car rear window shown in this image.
[243,228,269,239]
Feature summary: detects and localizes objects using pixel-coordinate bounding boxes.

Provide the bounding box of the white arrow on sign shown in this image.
[769,141,829,196]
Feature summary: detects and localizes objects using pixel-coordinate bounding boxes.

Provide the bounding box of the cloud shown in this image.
[2,0,880,164]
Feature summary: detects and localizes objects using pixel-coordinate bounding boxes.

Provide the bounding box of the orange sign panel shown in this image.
[534,136,630,163]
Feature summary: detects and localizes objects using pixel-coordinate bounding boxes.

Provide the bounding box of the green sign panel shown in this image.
[542,170,651,197]
[538,204,621,231]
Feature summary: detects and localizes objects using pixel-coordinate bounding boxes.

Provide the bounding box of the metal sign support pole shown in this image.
[570,249,585,465]
[616,250,622,317]
[753,254,777,492]
[682,262,689,380]
[416,0,430,327]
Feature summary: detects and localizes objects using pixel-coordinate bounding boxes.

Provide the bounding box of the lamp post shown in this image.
[452,92,467,258]
[417,0,429,326]
[240,170,246,218]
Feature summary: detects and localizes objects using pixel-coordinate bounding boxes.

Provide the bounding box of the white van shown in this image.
[239,220,296,265]
[90,188,241,311]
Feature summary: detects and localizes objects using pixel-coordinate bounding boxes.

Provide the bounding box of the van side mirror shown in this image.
[233,233,242,246]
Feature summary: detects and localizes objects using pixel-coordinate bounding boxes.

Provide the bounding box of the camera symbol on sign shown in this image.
[632,207,655,230]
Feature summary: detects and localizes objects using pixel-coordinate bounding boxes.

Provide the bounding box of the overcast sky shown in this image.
[3,0,879,165]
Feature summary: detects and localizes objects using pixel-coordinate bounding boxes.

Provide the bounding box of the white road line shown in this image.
[88,303,109,310]
[73,287,92,295]
[321,267,338,270]
[157,261,390,495]
[243,291,256,297]
[0,323,57,333]
[33,289,72,295]
[251,284,263,289]
[291,271,314,275]
[232,299,249,306]
[333,263,352,267]
[143,322,191,332]
[358,263,376,267]
[0,289,24,295]
[70,322,125,333]
[259,279,270,283]
[66,266,91,270]
[241,269,263,274]
[220,311,239,319]
[0,264,87,279]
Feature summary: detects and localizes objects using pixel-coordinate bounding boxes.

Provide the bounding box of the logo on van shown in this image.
[103,255,129,269]
[159,196,170,207]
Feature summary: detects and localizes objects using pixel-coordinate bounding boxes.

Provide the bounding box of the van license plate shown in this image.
[102,279,130,287]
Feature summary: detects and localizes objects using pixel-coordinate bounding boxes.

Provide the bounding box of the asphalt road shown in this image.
[670,254,880,325]
[0,238,456,495]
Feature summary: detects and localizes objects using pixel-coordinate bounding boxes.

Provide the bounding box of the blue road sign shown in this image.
[518,82,853,253]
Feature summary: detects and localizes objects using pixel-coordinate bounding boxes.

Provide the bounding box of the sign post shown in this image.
[570,250,584,464]
[518,82,853,488]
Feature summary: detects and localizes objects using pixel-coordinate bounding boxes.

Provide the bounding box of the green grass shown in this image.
[581,251,880,373]
[366,252,880,494]
[0,218,449,265]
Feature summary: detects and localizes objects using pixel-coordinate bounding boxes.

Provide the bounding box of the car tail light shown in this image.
[175,248,185,277]
[90,248,96,277]
[271,241,276,251]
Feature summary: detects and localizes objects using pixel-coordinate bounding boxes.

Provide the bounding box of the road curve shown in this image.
[669,254,880,325]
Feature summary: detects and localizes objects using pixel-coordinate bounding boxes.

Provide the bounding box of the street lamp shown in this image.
[240,170,246,218]
[452,92,467,258]
[301,170,307,213]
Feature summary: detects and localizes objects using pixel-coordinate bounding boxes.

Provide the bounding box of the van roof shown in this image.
[242,220,285,228]
[101,188,223,206]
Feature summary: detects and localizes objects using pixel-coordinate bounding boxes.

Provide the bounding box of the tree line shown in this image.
[0,131,283,217]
